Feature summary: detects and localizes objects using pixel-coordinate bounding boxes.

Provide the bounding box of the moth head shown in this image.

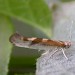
[64,41,71,48]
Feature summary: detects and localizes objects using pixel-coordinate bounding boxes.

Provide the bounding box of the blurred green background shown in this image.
[0,0,72,75]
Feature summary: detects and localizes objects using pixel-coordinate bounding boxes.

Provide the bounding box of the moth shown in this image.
[9,33,71,59]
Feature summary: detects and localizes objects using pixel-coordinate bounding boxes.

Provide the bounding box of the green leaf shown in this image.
[0,14,14,75]
[61,0,75,2]
[0,0,52,37]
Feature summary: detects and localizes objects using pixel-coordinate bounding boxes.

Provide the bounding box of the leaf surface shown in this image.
[0,14,14,75]
[0,0,52,37]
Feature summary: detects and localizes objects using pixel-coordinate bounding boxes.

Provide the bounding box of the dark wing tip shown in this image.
[9,33,21,44]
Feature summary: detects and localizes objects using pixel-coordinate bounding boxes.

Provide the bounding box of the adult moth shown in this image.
[9,33,71,59]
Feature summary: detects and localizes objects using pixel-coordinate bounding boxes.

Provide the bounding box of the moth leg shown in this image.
[42,47,58,56]
[61,48,68,60]
[42,50,49,56]
[49,47,59,58]
[44,47,60,61]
